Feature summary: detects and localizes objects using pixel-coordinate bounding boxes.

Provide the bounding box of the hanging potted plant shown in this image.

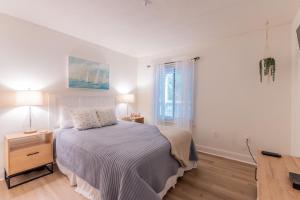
[259,57,276,82]
[259,21,276,83]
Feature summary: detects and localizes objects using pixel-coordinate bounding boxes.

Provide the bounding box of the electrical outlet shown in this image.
[212,130,218,138]
[244,136,251,143]
[240,137,251,151]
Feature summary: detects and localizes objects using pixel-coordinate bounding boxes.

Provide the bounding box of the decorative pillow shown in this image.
[71,109,101,130]
[59,106,74,129]
[95,107,117,127]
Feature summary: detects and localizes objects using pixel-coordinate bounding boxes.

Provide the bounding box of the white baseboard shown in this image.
[196,144,256,166]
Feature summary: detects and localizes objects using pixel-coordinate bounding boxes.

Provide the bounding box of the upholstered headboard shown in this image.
[48,93,115,128]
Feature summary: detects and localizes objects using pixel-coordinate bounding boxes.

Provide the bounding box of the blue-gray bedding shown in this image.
[56,121,197,200]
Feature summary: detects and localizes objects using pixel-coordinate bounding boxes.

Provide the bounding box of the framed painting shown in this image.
[68,56,109,90]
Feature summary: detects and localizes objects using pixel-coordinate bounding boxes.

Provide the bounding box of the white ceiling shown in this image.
[0,0,299,57]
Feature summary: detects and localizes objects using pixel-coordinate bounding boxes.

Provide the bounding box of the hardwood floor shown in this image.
[0,153,257,200]
[164,153,257,200]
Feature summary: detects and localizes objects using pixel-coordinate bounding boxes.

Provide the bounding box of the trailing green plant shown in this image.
[259,57,276,83]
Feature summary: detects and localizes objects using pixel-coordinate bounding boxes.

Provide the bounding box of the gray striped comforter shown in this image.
[56,121,197,200]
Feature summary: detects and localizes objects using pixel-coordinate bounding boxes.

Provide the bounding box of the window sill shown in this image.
[158,121,176,126]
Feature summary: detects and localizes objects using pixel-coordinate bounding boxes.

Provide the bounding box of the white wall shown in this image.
[0,14,138,179]
[291,8,300,157]
[137,24,292,163]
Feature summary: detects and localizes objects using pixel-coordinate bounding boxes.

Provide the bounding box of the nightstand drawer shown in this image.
[9,143,52,175]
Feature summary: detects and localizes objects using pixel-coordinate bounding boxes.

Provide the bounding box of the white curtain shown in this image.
[154,63,167,123]
[154,59,195,131]
[174,60,195,130]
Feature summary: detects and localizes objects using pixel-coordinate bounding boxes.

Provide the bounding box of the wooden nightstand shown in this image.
[122,116,144,124]
[4,131,54,189]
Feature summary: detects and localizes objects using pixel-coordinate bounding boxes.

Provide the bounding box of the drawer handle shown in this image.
[27,152,40,156]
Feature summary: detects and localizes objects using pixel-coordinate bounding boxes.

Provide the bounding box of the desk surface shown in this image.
[257,152,300,199]
[5,131,52,140]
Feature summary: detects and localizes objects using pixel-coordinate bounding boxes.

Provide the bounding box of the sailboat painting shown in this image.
[68,56,109,90]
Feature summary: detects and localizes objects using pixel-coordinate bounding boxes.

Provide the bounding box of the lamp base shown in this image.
[24,129,38,134]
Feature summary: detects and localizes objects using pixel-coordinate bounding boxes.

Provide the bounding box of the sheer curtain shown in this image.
[154,63,167,123]
[154,59,195,131]
[174,60,195,130]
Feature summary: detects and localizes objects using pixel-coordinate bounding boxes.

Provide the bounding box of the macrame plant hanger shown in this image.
[264,21,271,58]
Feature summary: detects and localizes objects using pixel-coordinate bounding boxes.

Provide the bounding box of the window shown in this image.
[154,59,195,130]
[163,65,175,120]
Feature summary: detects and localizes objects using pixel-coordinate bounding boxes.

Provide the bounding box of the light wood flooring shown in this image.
[0,153,257,200]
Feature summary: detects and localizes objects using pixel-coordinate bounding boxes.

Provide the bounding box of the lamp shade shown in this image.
[117,94,135,103]
[16,91,43,106]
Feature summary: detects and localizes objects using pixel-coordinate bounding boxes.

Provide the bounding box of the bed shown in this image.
[50,94,198,200]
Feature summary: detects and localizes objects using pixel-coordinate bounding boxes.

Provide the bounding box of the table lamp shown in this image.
[117,94,135,116]
[16,90,43,134]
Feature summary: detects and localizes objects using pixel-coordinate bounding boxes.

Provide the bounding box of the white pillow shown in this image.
[71,109,101,130]
[95,107,117,127]
[59,106,74,129]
